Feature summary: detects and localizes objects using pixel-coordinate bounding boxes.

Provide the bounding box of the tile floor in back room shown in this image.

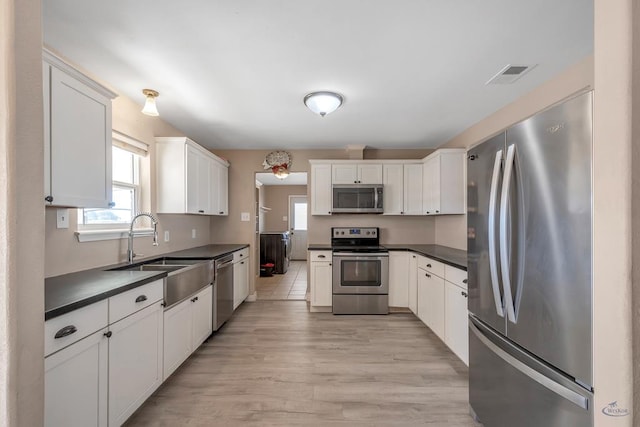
[256,261,308,301]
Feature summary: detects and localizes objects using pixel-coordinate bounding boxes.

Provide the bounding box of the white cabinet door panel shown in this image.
[383,164,403,215]
[192,285,213,349]
[163,298,193,380]
[332,164,358,184]
[408,254,418,314]
[311,164,332,215]
[311,260,332,307]
[403,164,424,215]
[358,164,383,184]
[389,252,409,307]
[445,281,469,365]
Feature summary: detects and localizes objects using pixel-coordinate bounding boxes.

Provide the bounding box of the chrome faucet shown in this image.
[127,212,159,264]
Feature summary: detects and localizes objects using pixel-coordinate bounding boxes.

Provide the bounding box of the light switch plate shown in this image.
[241,212,250,221]
[164,231,170,242]
[282,216,287,222]
[191,229,197,239]
[56,209,69,229]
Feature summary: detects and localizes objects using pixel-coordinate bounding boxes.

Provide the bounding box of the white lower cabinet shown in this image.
[408,254,418,314]
[163,285,213,380]
[45,328,108,427]
[309,251,333,310]
[233,258,250,310]
[388,252,409,307]
[108,301,163,427]
[417,266,445,341]
[445,281,469,365]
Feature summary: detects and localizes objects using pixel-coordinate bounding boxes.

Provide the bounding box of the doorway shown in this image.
[289,195,308,261]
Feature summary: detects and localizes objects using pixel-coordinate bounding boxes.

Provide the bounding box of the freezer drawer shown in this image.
[469,317,592,427]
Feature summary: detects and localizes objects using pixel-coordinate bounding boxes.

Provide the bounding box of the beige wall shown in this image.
[592,0,634,423]
[44,93,213,277]
[2,0,45,424]
[262,185,307,231]
[434,55,594,250]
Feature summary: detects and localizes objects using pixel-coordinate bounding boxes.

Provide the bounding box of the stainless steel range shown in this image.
[331,227,389,315]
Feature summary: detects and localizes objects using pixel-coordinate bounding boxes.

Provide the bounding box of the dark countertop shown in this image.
[45,243,250,321]
[383,244,467,270]
[308,243,467,270]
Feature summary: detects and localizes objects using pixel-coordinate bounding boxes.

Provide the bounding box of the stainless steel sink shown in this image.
[109,259,214,309]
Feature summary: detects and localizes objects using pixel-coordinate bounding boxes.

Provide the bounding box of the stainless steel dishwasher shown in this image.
[213,254,234,331]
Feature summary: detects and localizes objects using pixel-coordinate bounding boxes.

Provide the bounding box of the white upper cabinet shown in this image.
[311,163,332,215]
[332,164,383,184]
[423,149,466,215]
[383,164,404,215]
[403,163,424,215]
[156,137,229,215]
[43,50,116,208]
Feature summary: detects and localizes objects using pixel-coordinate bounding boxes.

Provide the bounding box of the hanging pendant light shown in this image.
[141,89,160,116]
[304,91,343,117]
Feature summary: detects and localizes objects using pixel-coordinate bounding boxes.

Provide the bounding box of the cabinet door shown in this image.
[408,254,418,314]
[192,285,213,350]
[332,164,358,184]
[45,328,108,427]
[403,164,424,215]
[311,164,333,215]
[311,261,333,306]
[49,67,111,208]
[383,164,404,215]
[439,151,466,214]
[417,268,445,340]
[185,145,201,214]
[198,155,213,214]
[163,298,193,380]
[388,252,409,307]
[213,161,229,215]
[445,281,469,365]
[108,302,163,427]
[358,164,383,184]
[233,259,250,310]
[423,156,441,215]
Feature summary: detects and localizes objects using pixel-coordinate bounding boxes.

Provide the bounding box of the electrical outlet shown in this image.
[282,216,287,222]
[164,231,170,242]
[241,212,250,221]
[192,229,197,239]
[56,209,69,229]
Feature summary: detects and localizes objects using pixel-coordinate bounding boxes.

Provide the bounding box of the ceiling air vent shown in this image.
[486,64,536,85]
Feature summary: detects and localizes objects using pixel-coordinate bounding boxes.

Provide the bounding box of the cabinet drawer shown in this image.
[233,247,249,263]
[417,256,445,278]
[445,265,468,290]
[309,251,332,262]
[45,300,108,357]
[109,279,163,323]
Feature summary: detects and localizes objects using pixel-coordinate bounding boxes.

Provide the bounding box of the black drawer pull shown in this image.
[54,325,77,339]
[191,296,199,302]
[318,255,326,259]
[219,211,224,214]
[198,210,205,213]
[241,261,244,265]
[463,279,468,284]
[462,291,468,298]
[45,195,54,203]
[104,331,113,338]
[426,264,432,268]
[425,273,431,278]
[135,295,148,303]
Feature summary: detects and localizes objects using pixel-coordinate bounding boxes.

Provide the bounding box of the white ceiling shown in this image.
[42,1,593,150]
[256,172,307,186]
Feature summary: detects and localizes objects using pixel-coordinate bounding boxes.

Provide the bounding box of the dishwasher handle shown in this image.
[215,255,234,270]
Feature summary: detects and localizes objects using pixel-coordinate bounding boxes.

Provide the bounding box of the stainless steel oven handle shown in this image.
[332,252,389,258]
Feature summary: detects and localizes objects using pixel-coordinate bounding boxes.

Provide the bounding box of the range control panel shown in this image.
[332,227,378,238]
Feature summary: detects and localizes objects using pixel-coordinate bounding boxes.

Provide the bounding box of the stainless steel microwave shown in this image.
[332,184,384,213]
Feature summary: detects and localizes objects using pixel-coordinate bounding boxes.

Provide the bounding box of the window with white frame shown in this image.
[78,145,141,228]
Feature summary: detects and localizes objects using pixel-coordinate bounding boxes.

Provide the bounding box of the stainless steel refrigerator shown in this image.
[467,91,593,426]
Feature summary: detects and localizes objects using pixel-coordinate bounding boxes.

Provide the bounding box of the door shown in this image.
[311,261,333,306]
[163,298,192,380]
[408,254,418,314]
[332,253,389,294]
[382,164,403,214]
[467,132,507,335]
[289,195,308,260]
[503,92,593,385]
[192,285,213,348]
[403,164,423,215]
[445,281,469,365]
[311,164,332,215]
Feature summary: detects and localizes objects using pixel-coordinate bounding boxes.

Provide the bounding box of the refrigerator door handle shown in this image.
[488,150,505,317]
[499,144,517,323]
[469,320,589,410]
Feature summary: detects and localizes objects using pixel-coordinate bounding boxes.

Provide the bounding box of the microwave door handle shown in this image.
[499,144,517,323]
[488,149,505,318]
[374,189,379,209]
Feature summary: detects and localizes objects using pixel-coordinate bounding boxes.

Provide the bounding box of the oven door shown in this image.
[332,252,389,294]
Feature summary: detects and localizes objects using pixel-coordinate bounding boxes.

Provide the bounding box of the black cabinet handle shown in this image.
[135,295,147,303]
[412,255,416,259]
[329,263,332,266]
[108,201,116,208]
[219,211,224,214]
[426,264,432,268]
[54,325,77,339]
[241,261,244,265]
[463,279,468,284]
[318,255,326,259]
[104,331,113,338]
[425,273,431,278]
[45,195,53,203]
[191,296,199,302]
[198,210,204,213]
[462,291,468,298]
[435,210,439,213]
[426,211,430,214]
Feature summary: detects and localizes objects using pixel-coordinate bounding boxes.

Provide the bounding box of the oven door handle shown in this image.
[332,252,389,258]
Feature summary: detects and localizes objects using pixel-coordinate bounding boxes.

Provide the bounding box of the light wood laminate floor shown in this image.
[125,301,479,426]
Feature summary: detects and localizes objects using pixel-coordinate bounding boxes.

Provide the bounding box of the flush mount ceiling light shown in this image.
[141,89,160,116]
[304,91,343,117]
